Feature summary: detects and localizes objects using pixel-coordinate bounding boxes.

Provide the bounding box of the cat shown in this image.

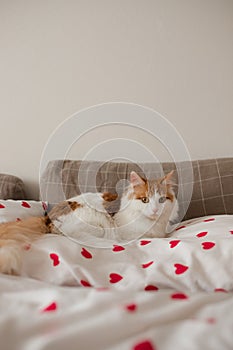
[0,171,178,275]
[114,170,179,239]
[0,216,53,275]
[48,170,178,241]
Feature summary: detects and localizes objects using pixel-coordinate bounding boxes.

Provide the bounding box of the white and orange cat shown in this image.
[115,170,178,239]
[0,171,178,275]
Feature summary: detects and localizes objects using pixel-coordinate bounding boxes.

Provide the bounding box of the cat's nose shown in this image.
[153,208,158,214]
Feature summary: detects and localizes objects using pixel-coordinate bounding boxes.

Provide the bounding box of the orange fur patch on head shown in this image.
[165,191,174,202]
[128,172,149,200]
[156,170,176,202]
[132,182,149,200]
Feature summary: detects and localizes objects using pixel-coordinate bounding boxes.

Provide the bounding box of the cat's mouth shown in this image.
[146,213,160,221]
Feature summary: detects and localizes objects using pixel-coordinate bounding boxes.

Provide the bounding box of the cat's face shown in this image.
[125,171,176,220]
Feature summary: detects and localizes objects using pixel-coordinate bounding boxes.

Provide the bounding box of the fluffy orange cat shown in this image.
[0,216,53,275]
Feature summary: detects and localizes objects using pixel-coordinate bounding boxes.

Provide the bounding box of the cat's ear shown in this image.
[130,171,145,187]
[160,170,175,186]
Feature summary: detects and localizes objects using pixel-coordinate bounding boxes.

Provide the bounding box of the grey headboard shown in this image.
[40,158,233,220]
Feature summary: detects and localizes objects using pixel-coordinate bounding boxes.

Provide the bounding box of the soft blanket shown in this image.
[0,215,232,350]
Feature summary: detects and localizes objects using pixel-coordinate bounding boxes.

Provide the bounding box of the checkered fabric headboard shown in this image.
[40,158,233,220]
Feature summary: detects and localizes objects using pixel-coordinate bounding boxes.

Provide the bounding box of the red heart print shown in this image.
[16,218,21,222]
[206,317,216,324]
[0,204,5,209]
[42,202,47,211]
[80,280,92,287]
[81,247,92,259]
[196,231,208,238]
[49,253,60,266]
[214,288,227,293]
[175,225,186,231]
[203,218,215,222]
[174,263,189,275]
[125,303,137,312]
[23,243,31,251]
[21,201,31,208]
[112,245,125,252]
[230,231,233,235]
[142,261,154,269]
[133,340,155,350]
[109,273,123,284]
[169,240,180,248]
[144,285,159,291]
[140,240,151,246]
[202,242,215,250]
[171,292,188,300]
[42,302,57,313]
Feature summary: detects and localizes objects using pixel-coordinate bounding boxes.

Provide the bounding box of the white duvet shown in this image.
[1,215,233,350]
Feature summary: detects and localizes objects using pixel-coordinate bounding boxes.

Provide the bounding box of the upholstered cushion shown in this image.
[40,158,233,220]
[0,174,26,200]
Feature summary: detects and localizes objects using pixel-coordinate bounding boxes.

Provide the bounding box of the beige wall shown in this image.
[0,0,233,199]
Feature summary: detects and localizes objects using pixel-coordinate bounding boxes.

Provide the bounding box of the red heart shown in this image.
[42,202,47,211]
[42,302,57,313]
[230,231,233,235]
[175,225,186,231]
[142,261,154,269]
[140,240,151,246]
[23,243,31,251]
[133,340,155,350]
[202,242,215,250]
[112,245,125,252]
[169,240,180,248]
[80,280,92,287]
[125,303,137,312]
[144,285,159,291]
[214,288,227,293]
[174,263,189,275]
[49,253,60,266]
[203,218,215,222]
[109,273,123,284]
[21,201,31,208]
[16,218,21,222]
[206,317,216,324]
[196,231,208,238]
[0,204,5,209]
[171,292,188,300]
[81,247,92,259]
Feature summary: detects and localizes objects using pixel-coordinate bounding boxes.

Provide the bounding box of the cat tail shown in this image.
[0,239,23,275]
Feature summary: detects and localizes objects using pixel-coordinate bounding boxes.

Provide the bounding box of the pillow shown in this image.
[0,200,48,223]
[0,174,26,200]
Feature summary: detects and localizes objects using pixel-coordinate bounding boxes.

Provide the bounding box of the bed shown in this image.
[0,158,233,350]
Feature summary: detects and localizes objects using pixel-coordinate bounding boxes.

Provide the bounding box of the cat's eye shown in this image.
[159,196,166,203]
[141,197,149,203]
